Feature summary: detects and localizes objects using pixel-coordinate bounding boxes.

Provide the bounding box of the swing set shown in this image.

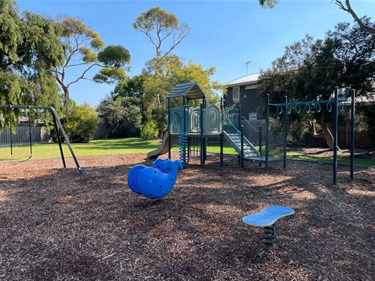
[0,104,83,174]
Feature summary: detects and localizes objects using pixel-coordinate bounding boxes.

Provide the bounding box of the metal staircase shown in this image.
[222,107,260,159]
[223,131,260,158]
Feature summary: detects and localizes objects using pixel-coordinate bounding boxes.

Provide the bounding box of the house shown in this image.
[223,73,262,120]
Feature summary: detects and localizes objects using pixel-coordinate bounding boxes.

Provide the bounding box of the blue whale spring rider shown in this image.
[127,158,183,199]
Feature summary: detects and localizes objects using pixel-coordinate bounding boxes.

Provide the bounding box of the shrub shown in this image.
[64,101,98,143]
[140,119,159,140]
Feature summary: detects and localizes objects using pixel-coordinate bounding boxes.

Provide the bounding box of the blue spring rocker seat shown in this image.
[127,158,183,199]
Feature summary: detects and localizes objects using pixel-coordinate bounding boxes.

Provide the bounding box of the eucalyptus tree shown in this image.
[334,0,374,34]
[132,7,223,139]
[259,0,374,35]
[133,7,190,60]
[55,17,131,112]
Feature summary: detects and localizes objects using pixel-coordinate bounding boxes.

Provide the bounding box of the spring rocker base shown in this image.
[242,206,294,246]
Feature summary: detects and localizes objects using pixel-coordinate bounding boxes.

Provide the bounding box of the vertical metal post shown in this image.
[168,98,171,159]
[240,125,244,168]
[200,103,204,167]
[333,86,339,185]
[9,106,13,156]
[259,125,262,157]
[52,110,66,168]
[350,89,355,179]
[220,132,224,166]
[238,105,241,130]
[265,94,270,172]
[258,125,262,167]
[283,96,288,169]
[28,108,33,156]
[220,98,224,166]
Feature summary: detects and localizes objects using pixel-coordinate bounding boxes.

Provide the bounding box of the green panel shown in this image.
[189,108,200,133]
[203,105,222,135]
[170,107,182,134]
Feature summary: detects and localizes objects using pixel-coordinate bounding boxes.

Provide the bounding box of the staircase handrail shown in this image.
[241,116,258,133]
[223,114,240,133]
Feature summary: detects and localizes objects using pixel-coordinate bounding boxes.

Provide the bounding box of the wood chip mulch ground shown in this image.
[0,151,374,281]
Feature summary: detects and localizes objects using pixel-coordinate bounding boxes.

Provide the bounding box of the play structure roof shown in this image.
[166,82,205,100]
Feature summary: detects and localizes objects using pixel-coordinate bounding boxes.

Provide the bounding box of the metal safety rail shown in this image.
[222,113,260,158]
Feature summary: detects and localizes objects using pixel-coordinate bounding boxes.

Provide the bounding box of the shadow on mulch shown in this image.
[0,153,374,280]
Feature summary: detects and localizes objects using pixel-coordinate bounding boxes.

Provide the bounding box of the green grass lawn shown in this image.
[0,138,161,161]
[1,138,374,166]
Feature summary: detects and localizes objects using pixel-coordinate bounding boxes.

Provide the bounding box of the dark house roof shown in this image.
[166,82,205,100]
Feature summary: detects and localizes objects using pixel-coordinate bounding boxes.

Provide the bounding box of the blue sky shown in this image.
[18,0,374,107]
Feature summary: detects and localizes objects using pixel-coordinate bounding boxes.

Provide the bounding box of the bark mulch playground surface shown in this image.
[0,151,374,280]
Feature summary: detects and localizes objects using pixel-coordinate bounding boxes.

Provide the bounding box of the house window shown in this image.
[233,87,240,102]
[245,84,257,90]
[249,112,257,120]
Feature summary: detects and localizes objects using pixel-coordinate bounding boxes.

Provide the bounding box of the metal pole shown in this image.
[9,106,13,156]
[220,98,224,166]
[350,89,355,179]
[50,107,82,174]
[200,103,204,167]
[333,86,339,185]
[168,98,171,159]
[265,94,270,172]
[220,132,224,166]
[258,125,262,167]
[52,111,66,168]
[259,125,262,157]
[238,105,241,130]
[240,125,244,168]
[283,96,288,169]
[28,107,33,156]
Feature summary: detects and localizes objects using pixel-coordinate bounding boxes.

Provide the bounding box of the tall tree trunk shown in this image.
[63,87,69,113]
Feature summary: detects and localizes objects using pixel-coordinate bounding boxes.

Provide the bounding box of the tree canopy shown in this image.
[133,7,190,60]
[259,0,375,35]
[141,55,222,139]
[0,0,65,129]
[258,19,375,148]
[258,0,278,9]
[55,17,131,112]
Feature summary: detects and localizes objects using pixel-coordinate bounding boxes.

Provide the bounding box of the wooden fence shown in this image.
[0,123,50,147]
[243,119,372,149]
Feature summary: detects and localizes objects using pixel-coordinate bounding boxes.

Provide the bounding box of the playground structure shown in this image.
[148,83,356,185]
[147,82,263,167]
[0,104,82,174]
[127,158,183,199]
